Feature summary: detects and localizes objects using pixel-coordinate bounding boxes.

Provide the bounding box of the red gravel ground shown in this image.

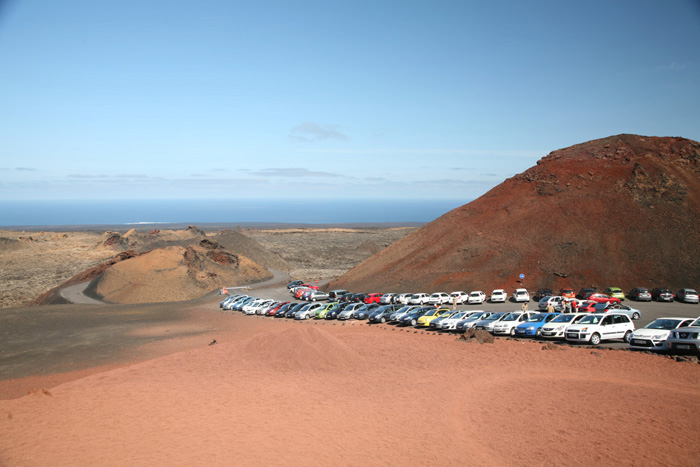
[1,303,699,466]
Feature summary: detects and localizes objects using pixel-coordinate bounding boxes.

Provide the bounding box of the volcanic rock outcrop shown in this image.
[328,134,700,293]
[93,241,271,304]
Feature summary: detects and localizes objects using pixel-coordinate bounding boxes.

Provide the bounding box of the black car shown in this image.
[533,288,553,301]
[576,287,597,300]
[285,302,306,318]
[628,287,652,301]
[397,307,432,327]
[651,288,674,302]
[325,302,350,320]
[287,280,304,289]
[368,304,399,323]
[353,304,379,320]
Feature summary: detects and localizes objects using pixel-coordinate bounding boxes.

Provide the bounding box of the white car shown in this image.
[242,298,264,314]
[665,317,700,353]
[629,317,697,351]
[490,289,507,303]
[396,293,413,305]
[380,293,396,304]
[449,291,469,304]
[565,312,635,345]
[512,288,530,303]
[439,311,474,331]
[540,313,588,339]
[467,291,486,304]
[427,292,450,305]
[492,312,539,335]
[409,293,430,305]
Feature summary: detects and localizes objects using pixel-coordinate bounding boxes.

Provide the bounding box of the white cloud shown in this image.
[289,121,348,142]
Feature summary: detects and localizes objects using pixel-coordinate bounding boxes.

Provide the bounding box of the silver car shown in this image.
[666,318,700,353]
[474,312,508,332]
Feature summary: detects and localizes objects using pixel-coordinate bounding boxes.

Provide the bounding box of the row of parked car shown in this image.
[287,284,699,308]
[218,291,700,353]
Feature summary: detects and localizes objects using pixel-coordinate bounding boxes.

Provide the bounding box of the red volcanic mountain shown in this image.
[328,134,700,294]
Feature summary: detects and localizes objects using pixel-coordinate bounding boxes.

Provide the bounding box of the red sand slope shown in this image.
[1,315,698,466]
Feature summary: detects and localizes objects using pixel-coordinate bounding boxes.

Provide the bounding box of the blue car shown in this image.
[514,313,559,337]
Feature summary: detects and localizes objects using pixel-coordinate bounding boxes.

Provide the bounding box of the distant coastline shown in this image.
[0,198,465,229]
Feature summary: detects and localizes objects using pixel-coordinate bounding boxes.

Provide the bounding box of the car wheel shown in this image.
[411,319,417,326]
[632,312,640,320]
[590,333,601,345]
[510,328,516,336]
[380,317,386,323]
[536,328,542,337]
[623,330,632,343]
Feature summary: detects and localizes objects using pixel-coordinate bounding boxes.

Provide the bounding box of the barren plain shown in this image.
[1,225,699,466]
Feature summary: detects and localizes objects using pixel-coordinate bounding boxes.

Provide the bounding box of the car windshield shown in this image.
[691,318,700,327]
[578,315,602,324]
[644,319,682,330]
[450,312,468,320]
[465,314,486,322]
[500,313,520,321]
[484,313,505,321]
[551,314,577,323]
[526,314,546,322]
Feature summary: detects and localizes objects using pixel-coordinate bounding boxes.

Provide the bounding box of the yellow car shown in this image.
[416,307,451,327]
[316,302,338,319]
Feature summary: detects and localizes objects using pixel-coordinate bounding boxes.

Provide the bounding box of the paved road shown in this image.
[60,282,103,305]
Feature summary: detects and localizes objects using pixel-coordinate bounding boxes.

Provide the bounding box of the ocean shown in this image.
[0,199,467,227]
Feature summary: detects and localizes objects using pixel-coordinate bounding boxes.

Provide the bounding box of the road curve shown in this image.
[60,281,104,305]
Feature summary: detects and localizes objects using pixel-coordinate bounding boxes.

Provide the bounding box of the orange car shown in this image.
[559,288,576,299]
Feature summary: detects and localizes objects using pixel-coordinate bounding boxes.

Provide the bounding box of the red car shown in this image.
[559,288,575,299]
[586,293,621,305]
[577,301,597,313]
[294,287,311,299]
[266,301,289,316]
[299,283,319,290]
[364,293,383,304]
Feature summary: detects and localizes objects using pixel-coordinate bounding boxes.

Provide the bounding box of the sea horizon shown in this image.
[0,198,467,228]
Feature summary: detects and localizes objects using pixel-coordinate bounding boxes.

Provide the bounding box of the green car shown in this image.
[316,302,338,319]
[604,287,625,301]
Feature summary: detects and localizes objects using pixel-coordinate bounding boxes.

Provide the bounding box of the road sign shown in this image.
[519,273,525,280]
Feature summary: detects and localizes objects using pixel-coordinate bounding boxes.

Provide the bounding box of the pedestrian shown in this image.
[571,299,578,313]
[565,300,572,313]
[546,302,554,314]
[521,302,527,313]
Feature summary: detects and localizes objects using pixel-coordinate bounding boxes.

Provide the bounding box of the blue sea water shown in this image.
[0,199,467,227]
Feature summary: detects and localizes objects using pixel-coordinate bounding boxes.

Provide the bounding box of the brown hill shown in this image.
[328,134,700,294]
[94,241,271,304]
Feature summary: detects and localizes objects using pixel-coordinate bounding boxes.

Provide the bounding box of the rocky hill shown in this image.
[93,240,271,304]
[328,134,700,294]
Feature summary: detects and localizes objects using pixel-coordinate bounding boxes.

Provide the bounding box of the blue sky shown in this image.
[1,0,699,202]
